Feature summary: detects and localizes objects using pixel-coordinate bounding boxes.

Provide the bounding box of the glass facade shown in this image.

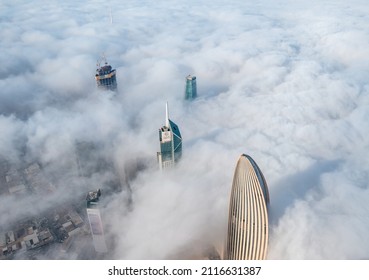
[157,106,182,170]
[185,75,197,100]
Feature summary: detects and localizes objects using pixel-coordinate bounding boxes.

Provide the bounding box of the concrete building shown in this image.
[157,103,182,170]
[4,167,27,195]
[0,159,87,259]
[24,162,56,194]
[86,189,108,253]
[224,154,270,260]
[184,74,197,100]
[95,56,117,91]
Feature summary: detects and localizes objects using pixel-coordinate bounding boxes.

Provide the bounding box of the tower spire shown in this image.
[165,102,169,127]
[157,101,182,170]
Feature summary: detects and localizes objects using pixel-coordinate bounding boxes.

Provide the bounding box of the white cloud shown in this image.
[0,0,369,259]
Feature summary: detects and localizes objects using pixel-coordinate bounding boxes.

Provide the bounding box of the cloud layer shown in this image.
[1,0,369,259]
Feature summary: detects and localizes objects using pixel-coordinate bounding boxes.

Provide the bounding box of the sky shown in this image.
[1,0,369,259]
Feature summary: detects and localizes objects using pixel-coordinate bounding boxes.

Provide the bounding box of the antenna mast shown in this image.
[165,102,169,127]
[109,6,113,24]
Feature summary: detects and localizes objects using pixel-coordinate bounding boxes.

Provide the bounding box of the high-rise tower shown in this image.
[86,189,108,253]
[157,103,182,170]
[225,154,270,260]
[95,56,117,91]
[184,75,197,100]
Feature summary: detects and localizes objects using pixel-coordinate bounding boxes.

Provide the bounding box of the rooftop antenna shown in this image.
[96,53,108,69]
[109,6,113,24]
[165,102,169,127]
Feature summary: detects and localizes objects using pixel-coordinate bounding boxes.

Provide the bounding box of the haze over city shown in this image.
[1,0,369,259]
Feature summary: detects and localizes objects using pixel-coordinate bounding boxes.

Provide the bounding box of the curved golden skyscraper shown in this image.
[225,154,270,260]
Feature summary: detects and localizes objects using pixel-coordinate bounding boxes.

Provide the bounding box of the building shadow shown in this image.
[269,159,340,226]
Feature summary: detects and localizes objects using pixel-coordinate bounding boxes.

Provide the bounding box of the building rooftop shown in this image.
[86,189,101,203]
[86,189,102,208]
[95,56,117,91]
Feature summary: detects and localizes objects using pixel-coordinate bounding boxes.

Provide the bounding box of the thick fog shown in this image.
[1,0,369,259]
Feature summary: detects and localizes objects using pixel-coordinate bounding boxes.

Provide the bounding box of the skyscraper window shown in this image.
[157,103,182,170]
[184,74,197,100]
[95,56,117,91]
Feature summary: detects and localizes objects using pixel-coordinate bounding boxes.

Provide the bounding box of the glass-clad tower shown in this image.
[185,75,197,100]
[95,56,117,91]
[157,103,182,170]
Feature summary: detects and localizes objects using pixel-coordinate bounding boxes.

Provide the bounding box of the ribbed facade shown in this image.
[225,154,270,260]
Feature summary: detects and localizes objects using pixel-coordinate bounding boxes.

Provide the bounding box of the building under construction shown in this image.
[95,56,117,91]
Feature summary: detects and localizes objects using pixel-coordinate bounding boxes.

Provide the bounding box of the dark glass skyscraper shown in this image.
[157,103,182,170]
[185,74,197,100]
[95,56,117,91]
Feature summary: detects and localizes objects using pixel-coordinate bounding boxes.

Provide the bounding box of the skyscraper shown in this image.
[184,74,197,100]
[86,189,108,253]
[95,56,117,91]
[225,154,270,260]
[157,103,182,170]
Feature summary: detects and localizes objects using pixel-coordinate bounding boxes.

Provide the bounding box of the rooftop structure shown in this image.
[95,56,117,91]
[224,154,270,260]
[0,208,85,259]
[0,159,88,259]
[157,103,182,170]
[0,160,55,197]
[24,162,56,194]
[184,74,197,100]
[86,189,101,208]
